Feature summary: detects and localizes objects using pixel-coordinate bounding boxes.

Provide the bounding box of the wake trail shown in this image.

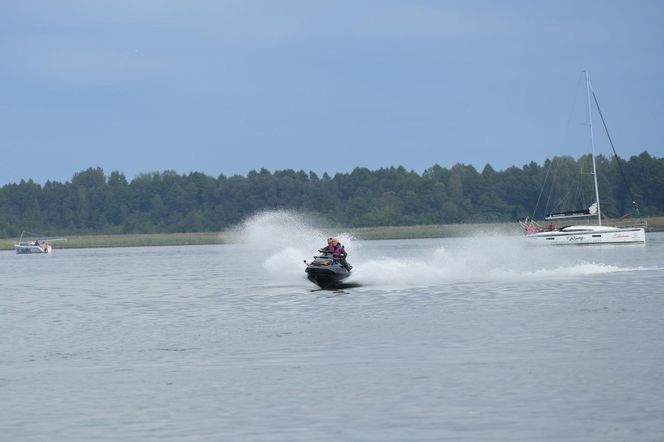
[353,236,657,287]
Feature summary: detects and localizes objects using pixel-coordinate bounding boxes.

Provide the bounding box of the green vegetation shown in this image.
[0,232,224,250]
[1,151,662,240]
[2,218,663,251]
[0,223,520,250]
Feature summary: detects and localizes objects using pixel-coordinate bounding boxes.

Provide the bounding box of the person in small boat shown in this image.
[318,238,335,253]
[330,238,352,271]
[547,223,557,231]
[34,240,40,246]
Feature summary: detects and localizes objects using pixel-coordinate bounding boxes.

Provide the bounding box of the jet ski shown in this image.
[304,251,351,289]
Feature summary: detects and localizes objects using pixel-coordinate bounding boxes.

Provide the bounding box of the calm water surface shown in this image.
[2,233,664,441]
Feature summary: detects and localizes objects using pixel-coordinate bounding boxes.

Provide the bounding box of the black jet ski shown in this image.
[304,251,351,289]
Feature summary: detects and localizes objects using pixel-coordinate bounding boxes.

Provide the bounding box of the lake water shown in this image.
[2,217,664,441]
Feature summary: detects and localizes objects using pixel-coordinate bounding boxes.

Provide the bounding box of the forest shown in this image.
[0,151,662,238]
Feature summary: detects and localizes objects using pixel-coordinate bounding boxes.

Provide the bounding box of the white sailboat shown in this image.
[520,72,646,245]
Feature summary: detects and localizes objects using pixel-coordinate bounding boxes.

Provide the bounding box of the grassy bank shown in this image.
[1,217,662,251]
[346,222,521,240]
[0,224,516,250]
[0,232,225,251]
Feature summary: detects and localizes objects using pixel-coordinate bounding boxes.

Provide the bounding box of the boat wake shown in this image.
[353,241,655,287]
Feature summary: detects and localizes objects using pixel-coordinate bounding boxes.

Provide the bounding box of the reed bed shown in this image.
[1,217,662,251]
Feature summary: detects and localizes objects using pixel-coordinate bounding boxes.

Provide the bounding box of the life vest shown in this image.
[328,244,344,255]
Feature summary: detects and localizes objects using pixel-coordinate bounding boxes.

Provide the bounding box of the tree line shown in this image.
[1,151,662,238]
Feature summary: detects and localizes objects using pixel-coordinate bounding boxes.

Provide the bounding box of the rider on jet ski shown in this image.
[319,237,352,271]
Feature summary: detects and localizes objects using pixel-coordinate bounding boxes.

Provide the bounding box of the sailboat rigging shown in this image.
[520,71,646,245]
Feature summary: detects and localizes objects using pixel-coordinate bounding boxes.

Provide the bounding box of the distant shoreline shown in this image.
[1,219,662,251]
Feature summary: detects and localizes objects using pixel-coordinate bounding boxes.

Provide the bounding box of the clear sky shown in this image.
[1,0,663,184]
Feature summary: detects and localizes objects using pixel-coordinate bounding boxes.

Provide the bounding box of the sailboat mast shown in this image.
[585,70,602,226]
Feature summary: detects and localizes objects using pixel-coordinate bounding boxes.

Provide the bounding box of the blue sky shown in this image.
[1,0,663,184]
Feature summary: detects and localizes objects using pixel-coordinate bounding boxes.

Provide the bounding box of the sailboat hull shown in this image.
[525,226,645,245]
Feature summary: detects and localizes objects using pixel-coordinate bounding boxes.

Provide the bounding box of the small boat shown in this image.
[14,231,66,254]
[520,71,646,245]
[304,251,352,289]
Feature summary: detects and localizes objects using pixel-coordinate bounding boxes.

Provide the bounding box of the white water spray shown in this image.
[354,235,651,287]
[231,210,354,283]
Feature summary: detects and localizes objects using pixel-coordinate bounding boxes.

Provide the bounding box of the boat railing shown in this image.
[519,217,546,234]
